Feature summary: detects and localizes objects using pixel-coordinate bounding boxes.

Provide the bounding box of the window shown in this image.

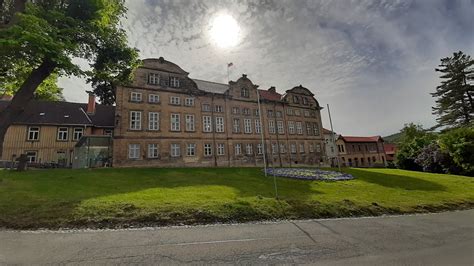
[306,122,312,135]
[170,96,180,105]
[257,143,263,154]
[277,121,284,134]
[104,129,113,136]
[148,73,159,85]
[254,109,259,116]
[203,116,212,132]
[290,143,297,154]
[280,144,286,153]
[304,110,310,117]
[73,128,83,141]
[26,151,37,163]
[130,111,142,130]
[267,110,274,117]
[217,143,225,156]
[148,94,160,103]
[233,118,240,133]
[57,127,68,141]
[232,107,240,115]
[286,108,293,116]
[245,143,253,155]
[313,122,320,136]
[288,121,295,134]
[148,112,160,131]
[170,77,180,88]
[184,98,194,106]
[130,92,142,102]
[255,119,261,134]
[276,111,282,118]
[309,144,314,153]
[293,95,299,103]
[171,144,181,157]
[204,143,212,157]
[235,144,242,155]
[294,109,301,116]
[299,143,305,153]
[214,105,223,112]
[268,120,275,134]
[215,117,225,132]
[148,144,159,158]
[170,113,180,131]
[128,144,140,159]
[243,108,250,115]
[241,87,249,97]
[186,143,196,156]
[303,97,308,105]
[296,122,303,135]
[244,119,252,133]
[202,104,211,112]
[316,144,321,152]
[272,143,278,154]
[185,114,195,131]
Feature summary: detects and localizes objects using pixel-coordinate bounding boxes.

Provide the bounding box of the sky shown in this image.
[59,0,474,136]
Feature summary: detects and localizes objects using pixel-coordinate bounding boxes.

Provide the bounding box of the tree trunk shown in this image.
[0,59,56,158]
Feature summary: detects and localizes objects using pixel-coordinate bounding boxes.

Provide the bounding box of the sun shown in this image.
[209,14,240,48]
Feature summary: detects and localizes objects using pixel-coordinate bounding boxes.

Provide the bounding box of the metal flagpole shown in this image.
[327,104,341,172]
[256,90,267,177]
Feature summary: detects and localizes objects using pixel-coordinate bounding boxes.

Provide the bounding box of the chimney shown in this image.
[242,74,247,78]
[87,93,96,115]
[268,86,276,93]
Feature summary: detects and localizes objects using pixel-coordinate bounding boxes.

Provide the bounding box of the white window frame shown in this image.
[233,118,240,133]
[185,114,195,132]
[148,73,159,85]
[186,143,196,156]
[57,127,68,141]
[148,94,160,103]
[27,127,40,141]
[291,143,297,154]
[130,92,142,102]
[204,143,212,157]
[232,107,240,114]
[255,119,261,134]
[26,151,37,163]
[235,144,242,155]
[279,144,286,154]
[268,120,275,134]
[309,144,314,153]
[215,116,225,133]
[170,113,180,131]
[257,144,263,155]
[214,105,223,113]
[277,121,284,134]
[203,116,212,132]
[299,143,305,153]
[147,144,159,158]
[217,143,225,156]
[170,76,180,88]
[313,122,320,136]
[202,104,211,112]
[288,121,295,134]
[148,112,160,131]
[170,96,181,105]
[244,119,252,134]
[185,97,195,106]
[128,144,140,159]
[129,111,142,130]
[294,109,301,116]
[245,143,253,155]
[296,122,303,135]
[73,127,84,141]
[171,143,181,157]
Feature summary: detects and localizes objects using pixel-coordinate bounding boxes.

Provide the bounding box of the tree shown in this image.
[439,127,474,176]
[1,62,64,101]
[0,0,140,157]
[433,51,474,128]
[395,123,437,171]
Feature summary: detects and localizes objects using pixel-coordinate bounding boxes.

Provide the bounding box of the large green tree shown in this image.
[0,0,140,157]
[433,51,474,128]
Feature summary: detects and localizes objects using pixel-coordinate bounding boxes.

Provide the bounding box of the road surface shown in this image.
[1,210,473,265]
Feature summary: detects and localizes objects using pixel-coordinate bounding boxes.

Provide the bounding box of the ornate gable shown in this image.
[285,85,314,96]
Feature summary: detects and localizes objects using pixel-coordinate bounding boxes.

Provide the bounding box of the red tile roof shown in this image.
[339,135,383,143]
[258,90,282,101]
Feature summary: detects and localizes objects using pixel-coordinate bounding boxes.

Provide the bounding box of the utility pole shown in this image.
[327,104,341,172]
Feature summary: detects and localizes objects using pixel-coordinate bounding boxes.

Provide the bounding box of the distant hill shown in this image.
[383,132,403,144]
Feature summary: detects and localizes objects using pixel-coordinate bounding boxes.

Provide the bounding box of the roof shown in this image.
[142,57,189,75]
[258,90,282,101]
[383,143,397,154]
[192,79,229,94]
[339,135,383,143]
[0,100,115,127]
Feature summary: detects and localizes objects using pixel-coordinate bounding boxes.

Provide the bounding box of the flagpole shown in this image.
[257,89,267,177]
[327,104,341,172]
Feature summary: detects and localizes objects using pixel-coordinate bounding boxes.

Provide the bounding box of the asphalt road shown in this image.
[1,210,473,265]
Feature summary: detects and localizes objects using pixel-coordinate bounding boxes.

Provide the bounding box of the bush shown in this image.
[439,127,474,176]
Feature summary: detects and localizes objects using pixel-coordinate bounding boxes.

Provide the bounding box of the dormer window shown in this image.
[170,77,180,88]
[303,97,308,105]
[241,87,249,98]
[293,95,300,104]
[148,73,159,85]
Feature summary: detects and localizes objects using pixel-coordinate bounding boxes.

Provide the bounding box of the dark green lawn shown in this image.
[0,167,473,229]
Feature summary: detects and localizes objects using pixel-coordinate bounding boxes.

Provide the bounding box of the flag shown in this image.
[227,62,233,67]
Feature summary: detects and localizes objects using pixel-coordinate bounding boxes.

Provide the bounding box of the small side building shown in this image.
[323,128,339,167]
[336,135,387,167]
[0,95,114,167]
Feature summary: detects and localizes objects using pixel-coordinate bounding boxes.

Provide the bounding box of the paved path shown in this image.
[1,210,473,265]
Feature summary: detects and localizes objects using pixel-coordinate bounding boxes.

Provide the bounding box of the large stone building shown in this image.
[113,57,326,167]
[0,95,114,166]
[336,135,387,167]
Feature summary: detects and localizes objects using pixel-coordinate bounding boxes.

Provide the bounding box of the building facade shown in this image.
[0,95,114,167]
[336,136,387,167]
[113,57,326,167]
[323,128,339,167]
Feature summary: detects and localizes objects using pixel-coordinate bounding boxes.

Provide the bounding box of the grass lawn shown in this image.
[0,167,473,229]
